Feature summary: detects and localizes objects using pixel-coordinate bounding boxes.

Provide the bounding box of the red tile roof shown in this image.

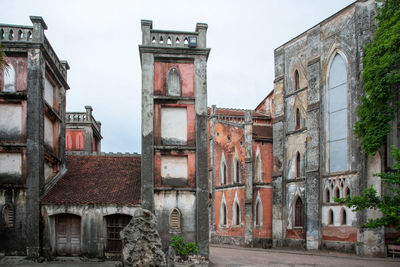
[42,155,141,205]
[253,125,273,140]
[207,107,270,119]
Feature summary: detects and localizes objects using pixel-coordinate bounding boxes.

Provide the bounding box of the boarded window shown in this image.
[161,156,188,179]
[166,68,181,96]
[169,208,181,232]
[3,63,15,92]
[44,77,55,107]
[328,54,348,172]
[294,70,299,91]
[106,214,131,253]
[161,107,187,145]
[4,204,14,228]
[294,198,303,227]
[296,152,301,178]
[296,108,301,130]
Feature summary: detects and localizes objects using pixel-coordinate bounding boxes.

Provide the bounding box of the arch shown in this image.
[254,146,262,182]
[169,208,182,232]
[220,153,228,185]
[235,159,241,183]
[345,186,350,198]
[325,187,331,203]
[3,204,14,228]
[232,192,241,226]
[232,149,240,183]
[295,108,301,130]
[294,69,300,91]
[326,52,349,173]
[334,186,340,199]
[295,152,301,178]
[328,209,334,225]
[166,67,181,96]
[341,208,347,225]
[254,191,263,227]
[220,193,228,226]
[3,63,16,92]
[294,197,304,227]
[105,214,132,253]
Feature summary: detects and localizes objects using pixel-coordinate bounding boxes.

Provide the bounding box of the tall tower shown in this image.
[139,20,210,257]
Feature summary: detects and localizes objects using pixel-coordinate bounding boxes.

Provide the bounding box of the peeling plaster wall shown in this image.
[0,104,22,140]
[272,0,381,255]
[41,204,139,257]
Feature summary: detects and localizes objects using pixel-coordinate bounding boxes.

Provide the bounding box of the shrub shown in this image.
[169,235,199,261]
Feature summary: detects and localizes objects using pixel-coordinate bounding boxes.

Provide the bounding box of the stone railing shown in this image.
[150,30,198,48]
[0,24,33,42]
[43,36,67,78]
[0,24,67,79]
[216,115,244,123]
[66,112,101,134]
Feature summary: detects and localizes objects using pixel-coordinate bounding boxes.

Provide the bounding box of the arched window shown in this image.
[345,187,351,198]
[166,67,181,96]
[220,194,228,226]
[223,163,227,184]
[294,70,299,91]
[169,208,181,232]
[3,204,14,228]
[341,208,347,225]
[255,154,262,182]
[325,188,331,203]
[220,153,227,185]
[327,53,348,172]
[254,192,263,227]
[296,108,301,130]
[255,202,260,226]
[3,63,16,92]
[294,197,303,227]
[328,209,334,225]
[335,187,340,199]
[296,152,301,178]
[236,160,240,183]
[232,202,240,226]
[66,135,72,150]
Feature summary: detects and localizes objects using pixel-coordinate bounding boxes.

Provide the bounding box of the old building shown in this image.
[271,0,389,256]
[0,17,70,257]
[65,106,102,153]
[41,153,141,258]
[208,92,274,248]
[139,20,210,257]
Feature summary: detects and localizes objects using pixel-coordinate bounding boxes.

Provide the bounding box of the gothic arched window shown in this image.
[327,53,348,172]
[294,197,303,227]
[294,69,299,91]
[3,63,16,92]
[166,67,181,96]
[295,108,301,130]
[169,208,181,232]
[296,152,301,178]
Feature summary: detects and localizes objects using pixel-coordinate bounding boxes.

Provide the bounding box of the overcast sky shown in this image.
[2,0,355,153]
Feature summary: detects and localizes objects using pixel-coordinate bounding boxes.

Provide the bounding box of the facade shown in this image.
[139,20,210,257]
[0,17,70,257]
[65,106,102,153]
[271,0,388,256]
[41,153,141,258]
[208,96,274,248]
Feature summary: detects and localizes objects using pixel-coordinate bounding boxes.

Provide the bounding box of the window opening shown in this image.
[294,197,303,227]
[106,214,131,253]
[328,209,334,225]
[296,108,301,130]
[296,152,301,178]
[294,70,299,91]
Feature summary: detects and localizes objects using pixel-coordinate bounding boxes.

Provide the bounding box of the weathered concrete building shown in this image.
[41,153,141,258]
[139,20,210,257]
[0,17,70,257]
[271,0,390,256]
[208,92,274,248]
[65,106,102,153]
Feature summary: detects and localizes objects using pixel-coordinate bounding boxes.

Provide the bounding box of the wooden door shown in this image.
[56,214,81,255]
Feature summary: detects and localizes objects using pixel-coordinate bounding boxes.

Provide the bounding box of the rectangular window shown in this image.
[44,77,54,107]
[161,107,187,145]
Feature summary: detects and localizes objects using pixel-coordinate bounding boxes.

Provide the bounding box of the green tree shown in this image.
[336,147,400,242]
[354,0,400,155]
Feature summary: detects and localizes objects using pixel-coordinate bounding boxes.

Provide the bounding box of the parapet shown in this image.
[140,20,208,49]
[66,151,141,157]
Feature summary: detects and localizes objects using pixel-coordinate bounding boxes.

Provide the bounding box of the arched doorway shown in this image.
[55,214,81,256]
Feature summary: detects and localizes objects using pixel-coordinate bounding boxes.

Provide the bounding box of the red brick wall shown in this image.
[253,188,272,238]
[65,130,85,151]
[154,62,194,97]
[215,188,245,236]
[253,141,273,183]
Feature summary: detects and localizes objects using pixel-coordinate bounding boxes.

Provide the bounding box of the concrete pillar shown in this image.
[26,47,45,258]
[195,23,208,49]
[141,20,152,46]
[244,110,253,246]
[305,58,321,250]
[30,16,47,43]
[209,105,217,239]
[140,52,154,212]
[195,55,209,257]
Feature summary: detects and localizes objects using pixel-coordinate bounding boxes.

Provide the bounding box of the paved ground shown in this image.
[209,245,400,267]
[0,245,399,267]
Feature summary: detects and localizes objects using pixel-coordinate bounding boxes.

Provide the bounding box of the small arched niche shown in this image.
[166,67,181,96]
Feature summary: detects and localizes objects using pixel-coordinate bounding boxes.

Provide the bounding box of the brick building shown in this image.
[209,90,274,248]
